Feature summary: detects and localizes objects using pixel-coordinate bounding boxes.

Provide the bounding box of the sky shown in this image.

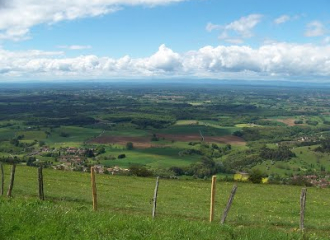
[0,0,329,82]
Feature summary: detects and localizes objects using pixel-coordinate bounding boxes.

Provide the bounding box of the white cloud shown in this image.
[305,21,326,37]
[0,0,187,41]
[1,43,330,81]
[206,22,222,32]
[207,14,262,44]
[145,44,182,72]
[274,15,290,25]
[224,14,263,38]
[58,45,92,50]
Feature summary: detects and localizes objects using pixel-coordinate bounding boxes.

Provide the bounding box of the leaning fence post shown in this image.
[0,163,4,196]
[300,188,307,231]
[7,164,16,197]
[220,184,237,224]
[152,176,160,219]
[209,175,217,222]
[38,166,44,200]
[91,167,97,211]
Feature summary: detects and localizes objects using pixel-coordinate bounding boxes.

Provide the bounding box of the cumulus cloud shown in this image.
[274,15,290,25]
[0,0,187,41]
[207,14,262,43]
[305,21,326,37]
[1,43,330,81]
[146,44,182,72]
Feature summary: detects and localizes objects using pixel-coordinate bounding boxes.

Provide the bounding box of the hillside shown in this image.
[1,165,330,239]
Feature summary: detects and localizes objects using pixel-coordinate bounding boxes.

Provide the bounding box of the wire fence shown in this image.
[1,163,330,232]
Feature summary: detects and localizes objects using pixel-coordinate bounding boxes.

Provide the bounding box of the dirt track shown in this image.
[90,134,245,148]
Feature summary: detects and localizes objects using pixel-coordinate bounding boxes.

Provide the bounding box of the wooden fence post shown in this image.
[7,164,16,197]
[91,167,97,211]
[220,185,237,225]
[300,188,307,231]
[152,176,160,219]
[0,163,4,196]
[209,175,217,222]
[38,166,44,200]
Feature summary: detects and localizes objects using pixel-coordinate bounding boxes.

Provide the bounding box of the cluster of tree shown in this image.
[131,118,173,129]
[170,157,224,179]
[248,169,266,184]
[234,126,316,142]
[9,137,37,149]
[254,119,286,126]
[0,122,14,128]
[306,120,318,126]
[294,119,303,124]
[179,143,231,159]
[84,146,105,158]
[222,154,262,172]
[9,134,25,146]
[0,156,52,168]
[259,146,296,161]
[314,139,330,153]
[128,165,152,177]
[104,113,175,129]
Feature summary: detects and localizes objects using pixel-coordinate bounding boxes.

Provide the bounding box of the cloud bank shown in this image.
[0,0,187,40]
[1,43,330,81]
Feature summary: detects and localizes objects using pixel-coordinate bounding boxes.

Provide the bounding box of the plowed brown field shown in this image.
[90,134,245,148]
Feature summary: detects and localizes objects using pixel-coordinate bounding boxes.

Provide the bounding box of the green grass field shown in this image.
[100,146,200,168]
[0,128,15,140]
[16,130,47,140]
[0,165,330,239]
[46,126,103,145]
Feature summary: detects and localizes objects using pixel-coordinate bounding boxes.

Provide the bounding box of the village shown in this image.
[34,146,130,175]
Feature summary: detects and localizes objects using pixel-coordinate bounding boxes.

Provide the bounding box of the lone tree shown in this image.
[249,169,264,184]
[126,142,134,150]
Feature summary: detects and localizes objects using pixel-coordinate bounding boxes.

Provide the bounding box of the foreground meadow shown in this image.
[1,165,330,239]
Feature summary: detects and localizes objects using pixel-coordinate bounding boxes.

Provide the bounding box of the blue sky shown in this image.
[0,0,329,81]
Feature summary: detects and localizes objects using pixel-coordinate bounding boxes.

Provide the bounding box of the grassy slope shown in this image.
[0,165,330,239]
[46,126,103,145]
[254,145,330,175]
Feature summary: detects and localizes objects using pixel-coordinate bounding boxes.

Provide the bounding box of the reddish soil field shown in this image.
[90,136,156,148]
[90,134,245,148]
[158,134,246,145]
